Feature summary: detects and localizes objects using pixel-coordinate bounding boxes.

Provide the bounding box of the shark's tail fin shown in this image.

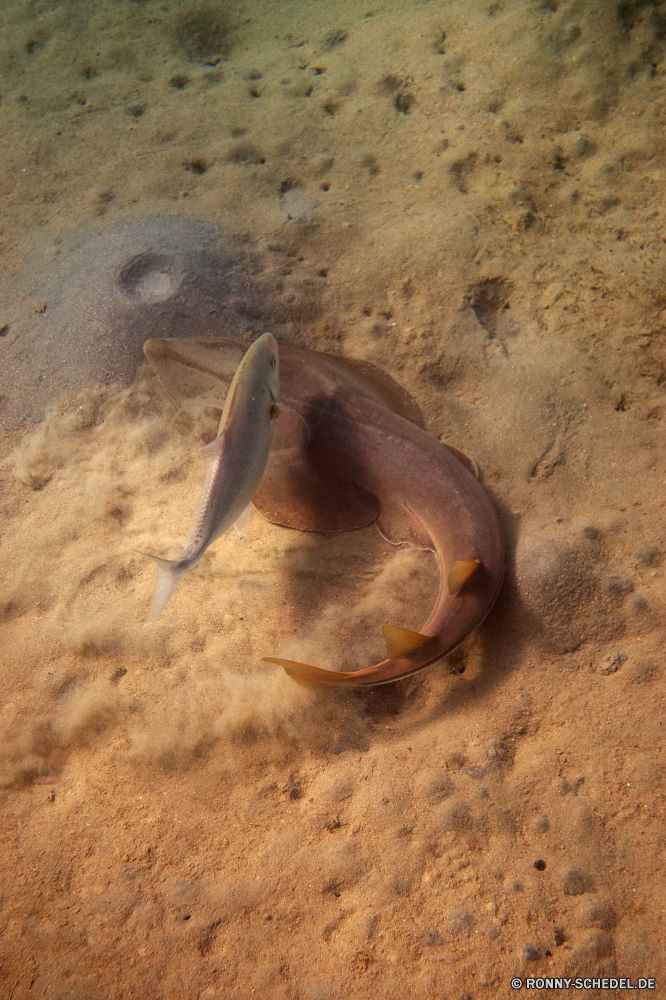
[139,552,188,625]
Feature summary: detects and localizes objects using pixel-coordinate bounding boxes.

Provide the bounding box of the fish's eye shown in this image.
[270,356,276,368]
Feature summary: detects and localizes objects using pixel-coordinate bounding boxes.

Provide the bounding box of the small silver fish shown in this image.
[141,333,279,625]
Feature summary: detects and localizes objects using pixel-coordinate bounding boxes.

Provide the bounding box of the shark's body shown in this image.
[263,363,504,685]
[141,333,279,625]
[143,336,504,683]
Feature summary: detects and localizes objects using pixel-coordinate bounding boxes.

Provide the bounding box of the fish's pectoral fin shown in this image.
[382,625,436,659]
[447,558,481,596]
[270,405,310,454]
[234,503,252,537]
[262,656,334,689]
[201,434,223,457]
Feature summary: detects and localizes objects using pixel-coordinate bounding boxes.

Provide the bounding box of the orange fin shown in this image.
[447,558,480,596]
[282,672,330,691]
[262,656,342,689]
[382,625,436,659]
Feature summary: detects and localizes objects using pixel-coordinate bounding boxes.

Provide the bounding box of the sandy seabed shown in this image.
[0,1,665,997]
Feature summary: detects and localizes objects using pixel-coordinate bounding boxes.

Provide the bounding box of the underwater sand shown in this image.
[1,0,665,997]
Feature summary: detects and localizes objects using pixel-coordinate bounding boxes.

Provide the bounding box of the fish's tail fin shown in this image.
[138,552,188,625]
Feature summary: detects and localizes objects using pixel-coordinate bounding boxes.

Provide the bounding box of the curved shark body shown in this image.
[143,336,504,683]
[262,369,504,686]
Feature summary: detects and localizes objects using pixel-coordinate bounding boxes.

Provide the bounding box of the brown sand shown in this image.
[1,1,665,997]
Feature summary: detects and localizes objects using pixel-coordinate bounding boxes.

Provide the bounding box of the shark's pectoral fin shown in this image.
[382,625,436,659]
[319,352,426,428]
[144,337,243,411]
[253,453,379,533]
[234,503,252,537]
[447,558,481,595]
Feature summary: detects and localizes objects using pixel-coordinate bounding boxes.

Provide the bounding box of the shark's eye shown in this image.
[270,356,277,368]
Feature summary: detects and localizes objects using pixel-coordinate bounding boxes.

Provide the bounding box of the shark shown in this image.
[140,333,279,625]
[143,336,504,684]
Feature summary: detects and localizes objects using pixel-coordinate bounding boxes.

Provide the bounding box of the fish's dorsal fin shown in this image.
[234,503,251,537]
[270,404,310,454]
[382,625,436,659]
[447,559,480,596]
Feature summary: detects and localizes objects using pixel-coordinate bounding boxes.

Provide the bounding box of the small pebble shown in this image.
[600,651,627,675]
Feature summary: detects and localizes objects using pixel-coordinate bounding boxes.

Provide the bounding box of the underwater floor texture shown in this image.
[0,1,665,997]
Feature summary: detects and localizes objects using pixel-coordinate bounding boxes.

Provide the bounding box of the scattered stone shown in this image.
[461,765,487,779]
[600,651,627,675]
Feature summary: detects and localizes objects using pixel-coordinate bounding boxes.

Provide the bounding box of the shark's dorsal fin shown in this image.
[382,625,436,659]
[447,559,480,595]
